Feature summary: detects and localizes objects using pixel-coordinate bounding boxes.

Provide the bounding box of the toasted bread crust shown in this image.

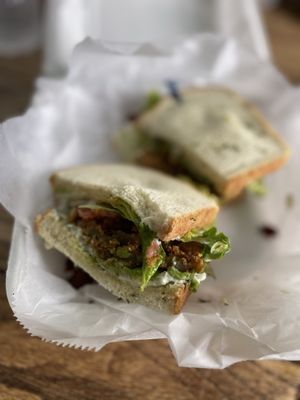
[159,204,218,241]
[220,150,290,200]
[173,284,190,314]
[136,86,290,200]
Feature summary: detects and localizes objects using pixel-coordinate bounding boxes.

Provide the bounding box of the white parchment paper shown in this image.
[1,35,300,368]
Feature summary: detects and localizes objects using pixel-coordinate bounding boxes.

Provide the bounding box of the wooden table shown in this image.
[1,8,300,400]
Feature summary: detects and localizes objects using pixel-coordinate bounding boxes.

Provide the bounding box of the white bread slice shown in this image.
[36,209,190,314]
[51,164,218,241]
[136,87,290,200]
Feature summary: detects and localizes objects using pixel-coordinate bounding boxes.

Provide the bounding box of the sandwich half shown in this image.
[115,87,290,200]
[36,164,230,314]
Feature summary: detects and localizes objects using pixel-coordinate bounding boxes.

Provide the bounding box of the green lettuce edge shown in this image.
[75,202,230,291]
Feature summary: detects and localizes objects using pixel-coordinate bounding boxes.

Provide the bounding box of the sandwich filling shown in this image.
[114,124,218,198]
[58,198,230,291]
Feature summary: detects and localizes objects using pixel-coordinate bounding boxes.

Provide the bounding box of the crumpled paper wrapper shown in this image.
[1,35,300,368]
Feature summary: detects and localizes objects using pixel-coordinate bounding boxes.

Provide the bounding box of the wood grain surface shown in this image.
[265,8,300,82]
[0,8,300,400]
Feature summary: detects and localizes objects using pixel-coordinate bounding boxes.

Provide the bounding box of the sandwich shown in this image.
[115,87,290,201]
[36,164,230,314]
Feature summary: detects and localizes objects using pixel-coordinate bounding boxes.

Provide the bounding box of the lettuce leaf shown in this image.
[246,179,267,196]
[181,227,230,262]
[78,201,141,226]
[139,225,165,291]
[144,91,162,111]
[107,200,166,289]
[80,201,165,290]
[111,198,140,225]
[167,266,205,292]
[78,204,117,212]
